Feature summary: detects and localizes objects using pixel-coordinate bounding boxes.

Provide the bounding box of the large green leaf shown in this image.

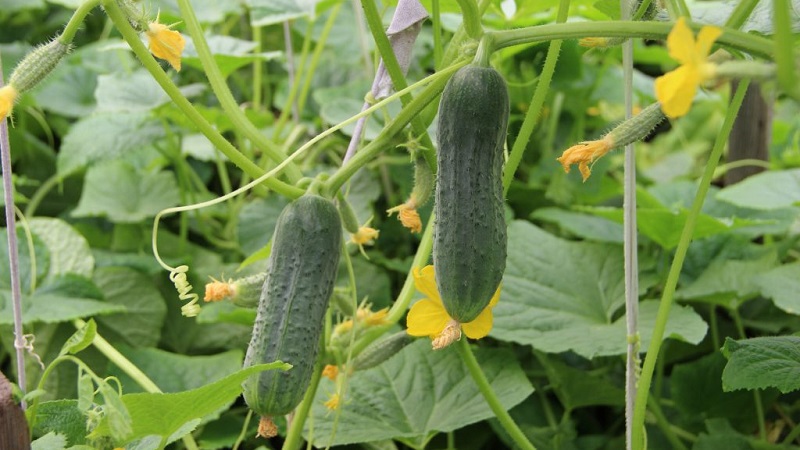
[754,263,800,315]
[72,161,180,223]
[31,400,87,446]
[0,228,49,293]
[57,113,165,175]
[108,347,243,394]
[29,218,94,279]
[722,336,800,394]
[493,221,707,358]
[716,169,800,210]
[182,35,282,78]
[94,70,170,113]
[306,340,534,447]
[0,291,125,325]
[248,0,323,25]
[676,252,778,307]
[531,207,624,243]
[90,363,291,445]
[237,195,289,255]
[93,267,167,347]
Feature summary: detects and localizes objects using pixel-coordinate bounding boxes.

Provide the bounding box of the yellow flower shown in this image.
[555,135,615,181]
[406,265,500,350]
[350,226,379,246]
[204,279,233,302]
[324,393,341,410]
[654,17,722,118]
[145,13,185,71]
[387,200,422,233]
[0,85,18,120]
[357,307,388,326]
[322,364,339,380]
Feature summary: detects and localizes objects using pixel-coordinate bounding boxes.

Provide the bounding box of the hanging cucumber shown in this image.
[242,194,342,437]
[433,64,509,323]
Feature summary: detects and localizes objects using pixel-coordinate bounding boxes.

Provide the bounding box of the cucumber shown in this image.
[433,64,509,323]
[242,194,342,435]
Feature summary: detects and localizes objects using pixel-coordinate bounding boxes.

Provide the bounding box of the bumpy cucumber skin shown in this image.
[242,194,342,417]
[434,65,509,323]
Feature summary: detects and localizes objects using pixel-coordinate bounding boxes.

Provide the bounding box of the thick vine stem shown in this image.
[61,0,102,43]
[454,0,483,40]
[489,21,774,59]
[629,80,751,450]
[456,339,536,450]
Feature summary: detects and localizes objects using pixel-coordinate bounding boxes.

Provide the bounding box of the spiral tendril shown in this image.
[169,265,201,317]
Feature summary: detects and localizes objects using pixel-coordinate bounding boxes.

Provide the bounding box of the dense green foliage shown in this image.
[0,0,798,449]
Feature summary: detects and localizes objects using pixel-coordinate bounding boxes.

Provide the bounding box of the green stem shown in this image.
[324,61,466,194]
[282,349,324,450]
[24,172,62,217]
[455,0,483,39]
[252,25,263,110]
[60,0,102,43]
[385,214,435,324]
[175,0,302,182]
[502,0,570,194]
[724,0,760,29]
[490,21,774,59]
[772,0,797,99]
[648,397,688,450]
[273,20,314,139]
[101,0,303,199]
[456,339,536,450]
[71,319,200,450]
[360,0,439,172]
[432,0,443,68]
[630,80,751,450]
[297,3,342,116]
[441,0,492,67]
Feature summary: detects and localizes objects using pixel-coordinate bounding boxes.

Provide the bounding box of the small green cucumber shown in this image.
[351,331,414,371]
[433,64,509,323]
[242,194,342,427]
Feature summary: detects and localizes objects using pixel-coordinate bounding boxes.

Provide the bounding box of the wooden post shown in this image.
[725,81,771,185]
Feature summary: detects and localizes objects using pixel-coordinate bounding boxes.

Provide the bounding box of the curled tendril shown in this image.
[15,333,44,370]
[168,265,201,317]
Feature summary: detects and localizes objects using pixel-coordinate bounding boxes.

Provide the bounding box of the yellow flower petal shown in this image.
[322,364,338,381]
[406,298,449,337]
[488,284,502,308]
[146,21,185,71]
[555,137,615,181]
[324,393,341,410]
[461,307,494,339]
[695,25,723,60]
[0,85,18,120]
[350,226,379,245]
[655,65,700,118]
[413,265,440,305]
[666,17,694,64]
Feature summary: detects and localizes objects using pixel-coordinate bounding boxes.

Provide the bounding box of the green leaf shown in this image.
[60,319,96,356]
[676,252,778,307]
[716,169,800,210]
[180,134,228,162]
[72,161,180,223]
[93,267,167,347]
[183,35,282,78]
[99,382,133,441]
[108,347,243,394]
[493,222,707,358]
[237,195,289,254]
[31,400,87,446]
[722,336,800,393]
[754,263,800,315]
[531,207,624,243]
[0,228,49,293]
[307,340,534,447]
[541,357,624,410]
[151,0,242,24]
[29,218,94,279]
[671,353,761,429]
[94,70,170,113]
[31,432,67,450]
[57,113,165,175]
[248,0,322,25]
[91,363,291,444]
[0,291,126,325]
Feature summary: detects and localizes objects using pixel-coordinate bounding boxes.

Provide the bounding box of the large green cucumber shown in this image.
[242,194,342,421]
[433,64,509,323]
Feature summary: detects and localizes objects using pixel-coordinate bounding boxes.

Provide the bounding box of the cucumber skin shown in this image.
[242,194,342,417]
[434,65,509,323]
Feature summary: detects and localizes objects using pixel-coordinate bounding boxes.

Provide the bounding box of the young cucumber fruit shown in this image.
[433,64,509,323]
[242,194,342,433]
